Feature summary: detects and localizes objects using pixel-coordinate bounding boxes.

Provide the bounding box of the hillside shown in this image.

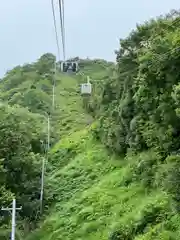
[0,54,112,239]
[0,55,93,140]
[26,129,180,240]
[1,9,180,240]
[0,54,94,238]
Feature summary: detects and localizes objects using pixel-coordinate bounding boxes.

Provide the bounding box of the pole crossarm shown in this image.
[1,207,22,211]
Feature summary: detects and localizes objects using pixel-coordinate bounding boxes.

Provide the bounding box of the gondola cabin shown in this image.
[61,61,78,73]
[81,82,92,95]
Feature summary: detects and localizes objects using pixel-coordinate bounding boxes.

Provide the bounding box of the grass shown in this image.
[50,73,93,139]
[0,70,93,146]
[26,125,180,240]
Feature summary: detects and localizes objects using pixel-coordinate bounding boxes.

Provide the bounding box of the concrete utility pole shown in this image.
[47,115,50,150]
[52,84,55,110]
[40,114,50,214]
[1,198,22,240]
[87,76,90,83]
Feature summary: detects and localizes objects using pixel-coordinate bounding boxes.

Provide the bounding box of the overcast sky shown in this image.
[0,0,179,76]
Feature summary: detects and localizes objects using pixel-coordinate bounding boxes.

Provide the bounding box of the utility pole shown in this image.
[87,76,90,83]
[1,198,22,240]
[40,115,50,214]
[52,84,55,110]
[47,115,50,150]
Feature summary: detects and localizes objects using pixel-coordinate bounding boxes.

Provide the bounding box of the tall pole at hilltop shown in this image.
[40,114,50,214]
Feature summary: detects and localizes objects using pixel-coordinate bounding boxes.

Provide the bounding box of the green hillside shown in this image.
[26,129,180,240]
[1,9,180,240]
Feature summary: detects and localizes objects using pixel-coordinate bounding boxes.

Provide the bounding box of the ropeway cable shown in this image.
[58,0,66,61]
[51,0,61,63]
[40,0,62,215]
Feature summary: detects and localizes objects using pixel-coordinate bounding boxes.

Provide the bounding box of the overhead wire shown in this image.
[39,0,62,215]
[78,17,180,92]
[61,0,65,36]
[51,0,62,110]
[143,18,180,66]
[51,0,61,63]
[147,17,180,41]
[58,0,66,61]
[54,2,180,96]
[62,0,66,61]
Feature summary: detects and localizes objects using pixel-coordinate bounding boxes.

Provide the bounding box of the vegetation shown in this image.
[88,11,180,156]
[25,130,180,240]
[0,53,92,238]
[1,8,180,240]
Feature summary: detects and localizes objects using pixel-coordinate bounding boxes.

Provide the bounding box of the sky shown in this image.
[0,0,179,77]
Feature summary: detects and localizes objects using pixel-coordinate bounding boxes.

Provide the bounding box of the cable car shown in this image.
[81,76,92,95]
[61,61,78,73]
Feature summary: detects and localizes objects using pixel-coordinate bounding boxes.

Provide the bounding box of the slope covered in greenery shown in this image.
[0,54,94,239]
[26,128,180,240]
[87,11,180,156]
[1,9,180,240]
[0,54,92,140]
[25,10,180,240]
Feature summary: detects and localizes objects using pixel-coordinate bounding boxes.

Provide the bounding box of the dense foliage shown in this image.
[0,104,48,237]
[0,52,93,238]
[0,53,57,238]
[77,10,180,238]
[88,11,180,156]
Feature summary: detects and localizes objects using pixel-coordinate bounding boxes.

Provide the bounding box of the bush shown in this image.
[158,155,180,211]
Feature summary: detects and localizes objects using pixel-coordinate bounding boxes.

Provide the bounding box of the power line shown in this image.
[58,0,66,61]
[39,0,61,215]
[51,0,59,111]
[61,0,65,34]
[62,0,65,59]
[51,0,61,62]
[149,17,180,40]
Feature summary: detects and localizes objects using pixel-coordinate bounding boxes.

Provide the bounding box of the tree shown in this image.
[89,12,180,155]
[0,104,47,223]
